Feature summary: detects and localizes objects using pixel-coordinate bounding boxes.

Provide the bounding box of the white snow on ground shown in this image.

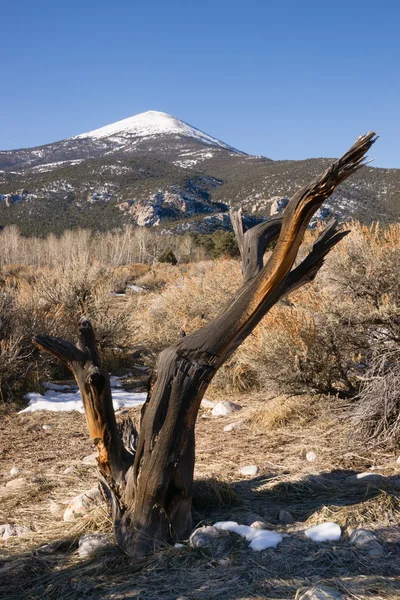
[71,110,240,152]
[19,375,146,414]
[213,521,283,551]
[304,522,341,542]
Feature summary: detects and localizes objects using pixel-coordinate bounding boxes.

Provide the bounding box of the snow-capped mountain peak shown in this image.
[71,110,239,151]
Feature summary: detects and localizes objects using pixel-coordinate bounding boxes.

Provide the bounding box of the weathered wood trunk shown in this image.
[34,133,377,557]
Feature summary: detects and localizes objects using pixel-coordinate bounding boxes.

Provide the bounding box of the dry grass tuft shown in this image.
[247,395,311,430]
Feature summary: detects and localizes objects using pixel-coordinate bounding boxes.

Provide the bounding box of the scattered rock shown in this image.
[223,420,244,432]
[270,197,289,216]
[212,401,242,416]
[348,472,384,483]
[49,501,63,516]
[174,543,185,549]
[201,398,216,409]
[305,522,341,542]
[396,456,400,466]
[296,585,344,600]
[279,509,295,524]
[306,451,317,462]
[5,477,27,490]
[0,524,30,540]
[42,424,53,431]
[239,465,259,476]
[30,475,42,484]
[63,488,102,522]
[349,528,384,557]
[81,452,98,466]
[189,526,222,549]
[78,534,114,558]
[9,467,20,477]
[63,466,78,475]
[250,521,268,529]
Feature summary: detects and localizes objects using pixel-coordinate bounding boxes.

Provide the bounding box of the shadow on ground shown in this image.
[1,470,400,600]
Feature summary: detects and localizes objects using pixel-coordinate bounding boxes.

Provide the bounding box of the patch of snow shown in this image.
[19,382,146,414]
[71,110,242,153]
[304,522,341,542]
[213,521,283,551]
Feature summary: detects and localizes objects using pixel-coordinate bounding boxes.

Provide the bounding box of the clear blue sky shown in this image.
[1,0,399,167]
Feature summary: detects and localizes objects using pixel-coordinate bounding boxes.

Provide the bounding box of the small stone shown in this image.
[78,534,113,558]
[396,456,400,466]
[42,424,53,430]
[223,420,244,432]
[81,452,98,466]
[189,526,222,549]
[63,488,102,522]
[201,399,216,409]
[211,401,242,416]
[250,521,268,529]
[0,524,30,540]
[5,477,27,490]
[9,467,20,477]
[49,501,63,516]
[279,509,295,524]
[174,543,185,548]
[348,472,384,483]
[239,465,259,476]
[296,585,344,600]
[63,466,78,475]
[349,528,384,557]
[306,451,317,462]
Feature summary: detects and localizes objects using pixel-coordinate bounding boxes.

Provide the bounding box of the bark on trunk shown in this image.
[33,132,377,557]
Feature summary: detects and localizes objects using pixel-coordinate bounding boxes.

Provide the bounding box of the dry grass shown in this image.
[2,393,400,599]
[247,395,314,430]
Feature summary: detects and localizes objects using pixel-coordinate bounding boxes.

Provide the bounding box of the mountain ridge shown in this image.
[0,111,399,235]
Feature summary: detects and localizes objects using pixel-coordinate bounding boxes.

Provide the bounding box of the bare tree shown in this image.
[33,133,377,557]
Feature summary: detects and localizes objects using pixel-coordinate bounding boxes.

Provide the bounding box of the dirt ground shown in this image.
[1,387,400,600]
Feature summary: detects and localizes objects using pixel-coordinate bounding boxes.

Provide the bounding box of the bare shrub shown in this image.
[133,260,241,352]
[352,349,400,446]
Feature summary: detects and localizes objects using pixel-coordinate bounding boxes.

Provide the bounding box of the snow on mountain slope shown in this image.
[72,110,241,152]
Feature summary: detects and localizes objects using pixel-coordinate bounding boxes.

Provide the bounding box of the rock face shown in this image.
[78,534,114,558]
[189,526,223,549]
[270,197,289,216]
[211,401,242,416]
[63,488,102,522]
